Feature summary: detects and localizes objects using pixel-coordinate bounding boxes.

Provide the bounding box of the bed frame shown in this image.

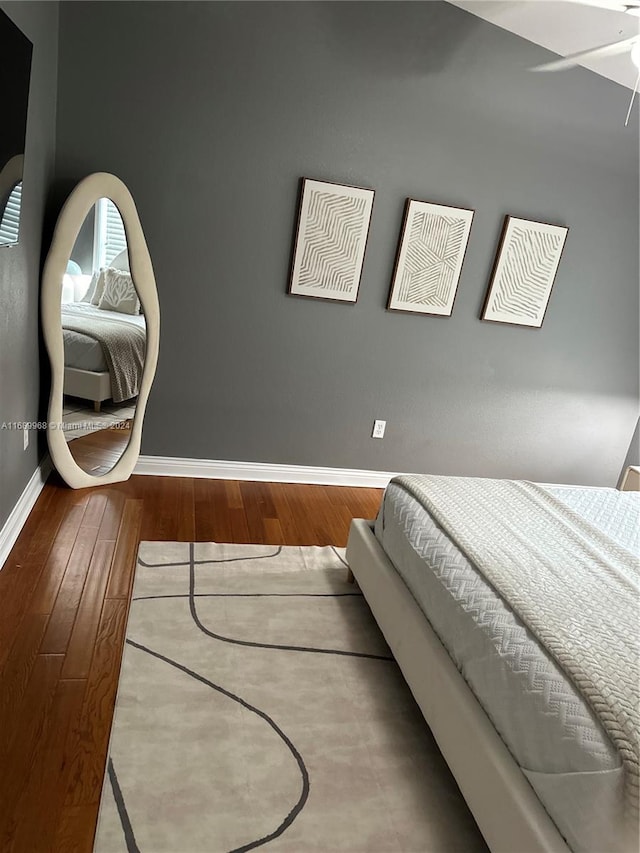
[64,366,112,412]
[345,519,571,853]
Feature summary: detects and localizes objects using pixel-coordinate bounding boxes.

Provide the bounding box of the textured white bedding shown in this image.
[375,482,639,853]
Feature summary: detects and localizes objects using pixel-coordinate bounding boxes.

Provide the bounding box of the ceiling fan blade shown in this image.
[531,36,639,71]
[560,0,640,11]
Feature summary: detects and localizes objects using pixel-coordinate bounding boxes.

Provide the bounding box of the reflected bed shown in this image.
[62,301,146,410]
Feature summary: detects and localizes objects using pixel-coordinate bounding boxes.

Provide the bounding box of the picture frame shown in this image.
[387,199,474,317]
[481,216,569,328]
[288,178,375,304]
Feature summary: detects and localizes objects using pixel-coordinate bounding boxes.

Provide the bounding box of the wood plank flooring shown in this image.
[68,423,132,477]
[0,473,382,852]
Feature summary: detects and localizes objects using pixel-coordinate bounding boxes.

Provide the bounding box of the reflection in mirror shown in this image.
[0,178,24,245]
[61,198,145,475]
[0,10,32,248]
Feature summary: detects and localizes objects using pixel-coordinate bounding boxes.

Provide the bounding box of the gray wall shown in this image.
[55,1,639,486]
[0,1,58,530]
[620,417,639,480]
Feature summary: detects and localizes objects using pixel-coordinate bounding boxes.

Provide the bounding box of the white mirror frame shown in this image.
[42,172,160,488]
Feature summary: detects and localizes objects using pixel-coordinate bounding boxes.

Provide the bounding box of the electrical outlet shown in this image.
[23,427,29,451]
[372,419,386,439]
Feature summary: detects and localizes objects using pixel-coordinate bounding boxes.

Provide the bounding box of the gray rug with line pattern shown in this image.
[95,542,486,852]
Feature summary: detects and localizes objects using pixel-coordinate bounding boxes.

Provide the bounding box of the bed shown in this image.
[61,256,146,411]
[345,475,639,853]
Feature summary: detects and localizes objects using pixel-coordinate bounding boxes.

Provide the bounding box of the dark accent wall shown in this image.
[55,1,638,486]
[0,1,58,531]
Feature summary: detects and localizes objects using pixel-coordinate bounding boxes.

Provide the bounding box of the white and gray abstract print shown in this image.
[289,180,374,302]
[388,200,473,316]
[299,190,366,294]
[483,218,568,327]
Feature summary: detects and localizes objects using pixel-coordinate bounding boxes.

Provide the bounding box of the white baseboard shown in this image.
[0,455,52,571]
[134,455,398,489]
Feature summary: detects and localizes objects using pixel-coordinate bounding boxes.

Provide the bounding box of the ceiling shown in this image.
[447,0,640,89]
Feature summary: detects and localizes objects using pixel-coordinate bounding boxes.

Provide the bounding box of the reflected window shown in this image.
[0,182,22,246]
[93,198,127,271]
[67,198,130,303]
[0,9,33,251]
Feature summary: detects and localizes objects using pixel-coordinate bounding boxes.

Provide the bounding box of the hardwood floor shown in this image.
[68,423,132,477]
[0,473,382,852]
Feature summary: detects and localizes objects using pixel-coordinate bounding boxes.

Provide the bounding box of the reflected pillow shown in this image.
[61,274,75,304]
[98,268,140,315]
[79,270,103,304]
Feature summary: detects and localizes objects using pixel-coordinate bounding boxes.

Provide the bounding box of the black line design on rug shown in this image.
[108,757,141,853]
[137,547,284,569]
[187,543,393,661]
[133,591,363,602]
[125,638,310,853]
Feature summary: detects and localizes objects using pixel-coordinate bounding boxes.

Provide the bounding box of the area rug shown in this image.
[63,397,136,441]
[95,543,486,853]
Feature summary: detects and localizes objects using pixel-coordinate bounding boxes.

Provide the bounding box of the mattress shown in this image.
[374,482,639,853]
[63,328,108,371]
[62,302,145,372]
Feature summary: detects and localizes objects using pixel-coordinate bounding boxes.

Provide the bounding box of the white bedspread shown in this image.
[394,475,639,826]
[379,476,640,851]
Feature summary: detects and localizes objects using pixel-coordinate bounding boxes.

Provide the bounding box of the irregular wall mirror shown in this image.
[0,8,32,248]
[42,173,160,488]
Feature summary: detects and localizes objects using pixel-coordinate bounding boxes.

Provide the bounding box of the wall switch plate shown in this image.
[372,419,386,439]
[23,427,29,451]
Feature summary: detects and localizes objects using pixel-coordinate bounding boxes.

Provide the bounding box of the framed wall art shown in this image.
[387,199,474,317]
[481,216,569,328]
[288,178,375,304]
